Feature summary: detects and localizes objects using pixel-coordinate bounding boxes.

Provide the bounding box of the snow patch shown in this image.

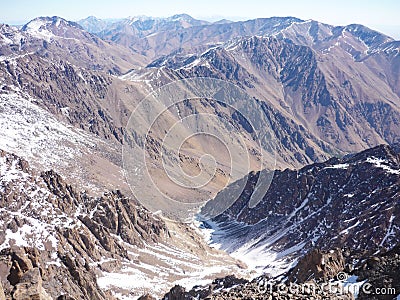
[366,157,400,175]
[324,163,349,169]
[24,19,55,42]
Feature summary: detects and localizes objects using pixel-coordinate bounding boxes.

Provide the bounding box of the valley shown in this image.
[0,12,399,300]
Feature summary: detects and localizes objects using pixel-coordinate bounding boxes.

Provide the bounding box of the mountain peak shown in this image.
[342,23,393,46]
[23,16,81,30]
[82,15,101,21]
[168,13,195,21]
[21,16,84,41]
[213,19,233,25]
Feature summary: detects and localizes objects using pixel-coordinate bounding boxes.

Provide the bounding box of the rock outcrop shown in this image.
[355,244,400,300]
[161,273,355,300]
[288,248,345,283]
[12,267,52,300]
[0,150,168,299]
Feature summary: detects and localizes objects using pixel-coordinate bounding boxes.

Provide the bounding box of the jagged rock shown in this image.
[138,294,156,300]
[162,285,188,300]
[59,253,109,300]
[12,268,52,300]
[355,244,400,300]
[0,152,167,299]
[203,144,400,267]
[165,273,355,300]
[57,296,76,300]
[6,248,36,286]
[288,248,345,283]
[79,215,126,256]
[212,274,247,289]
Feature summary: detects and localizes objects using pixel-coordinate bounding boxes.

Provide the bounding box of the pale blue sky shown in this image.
[1,0,399,39]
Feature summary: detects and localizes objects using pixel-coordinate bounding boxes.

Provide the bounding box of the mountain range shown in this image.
[0,13,399,299]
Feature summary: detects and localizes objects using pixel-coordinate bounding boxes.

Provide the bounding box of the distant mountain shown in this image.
[21,16,83,39]
[1,16,145,73]
[212,19,233,25]
[142,32,400,163]
[77,16,120,34]
[78,14,210,50]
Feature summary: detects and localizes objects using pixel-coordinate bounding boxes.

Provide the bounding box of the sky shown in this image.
[1,0,399,39]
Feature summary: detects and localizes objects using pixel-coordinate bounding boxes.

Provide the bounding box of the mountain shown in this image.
[1,16,145,73]
[1,13,400,299]
[0,16,149,193]
[131,33,400,168]
[212,19,233,25]
[79,14,210,58]
[3,15,398,178]
[78,16,119,34]
[79,14,209,36]
[83,16,399,64]
[0,150,245,299]
[200,144,400,274]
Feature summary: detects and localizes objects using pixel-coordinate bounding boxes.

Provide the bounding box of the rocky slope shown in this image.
[1,16,145,72]
[0,16,149,142]
[0,149,164,299]
[145,33,400,156]
[1,15,399,206]
[160,245,400,300]
[200,144,400,275]
[0,14,399,299]
[0,150,247,299]
[355,244,400,300]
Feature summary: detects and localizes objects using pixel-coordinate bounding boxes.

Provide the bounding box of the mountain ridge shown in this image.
[200,144,400,276]
[1,12,400,299]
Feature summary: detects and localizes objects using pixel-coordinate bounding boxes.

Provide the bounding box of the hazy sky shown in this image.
[1,0,399,38]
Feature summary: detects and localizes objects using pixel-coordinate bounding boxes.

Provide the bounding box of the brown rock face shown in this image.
[162,285,187,300]
[7,249,35,286]
[138,294,157,300]
[12,268,52,300]
[0,151,168,299]
[0,280,5,300]
[355,244,400,300]
[0,247,110,300]
[288,248,345,283]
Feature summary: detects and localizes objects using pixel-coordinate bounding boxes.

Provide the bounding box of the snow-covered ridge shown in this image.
[21,16,82,42]
[22,18,56,42]
[0,24,23,46]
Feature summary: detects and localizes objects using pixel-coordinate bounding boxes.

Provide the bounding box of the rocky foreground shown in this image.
[0,149,245,299]
[158,245,400,300]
